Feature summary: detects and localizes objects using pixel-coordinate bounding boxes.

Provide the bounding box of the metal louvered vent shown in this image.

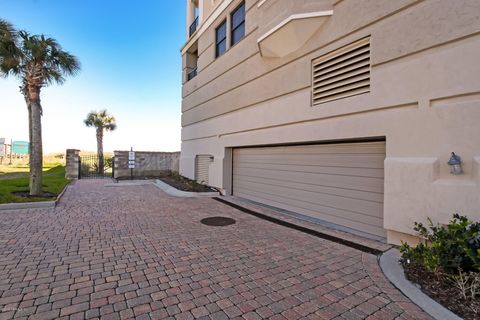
[312,37,370,105]
[195,155,213,184]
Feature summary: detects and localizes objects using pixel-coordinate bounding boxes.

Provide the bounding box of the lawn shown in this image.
[0,162,62,179]
[0,165,69,204]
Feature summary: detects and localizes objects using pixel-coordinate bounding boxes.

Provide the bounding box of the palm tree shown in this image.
[0,21,80,195]
[84,110,117,175]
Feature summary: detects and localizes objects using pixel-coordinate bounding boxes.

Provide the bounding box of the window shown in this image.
[231,2,245,46]
[215,20,227,57]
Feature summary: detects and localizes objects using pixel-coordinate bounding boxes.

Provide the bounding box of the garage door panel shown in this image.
[233,162,384,178]
[236,142,386,155]
[234,153,385,168]
[233,179,383,217]
[233,168,384,193]
[232,141,386,238]
[234,190,386,237]
[233,175,384,203]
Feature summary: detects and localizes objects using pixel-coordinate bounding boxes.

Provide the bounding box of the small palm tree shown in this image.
[0,21,80,195]
[84,110,117,174]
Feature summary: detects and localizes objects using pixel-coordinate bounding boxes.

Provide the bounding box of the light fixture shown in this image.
[447,152,463,175]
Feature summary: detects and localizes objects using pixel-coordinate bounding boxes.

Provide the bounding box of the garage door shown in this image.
[232,141,386,238]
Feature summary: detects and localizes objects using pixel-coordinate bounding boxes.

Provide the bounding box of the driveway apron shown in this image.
[0,180,431,320]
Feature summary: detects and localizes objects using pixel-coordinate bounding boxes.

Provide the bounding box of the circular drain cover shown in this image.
[200,216,236,227]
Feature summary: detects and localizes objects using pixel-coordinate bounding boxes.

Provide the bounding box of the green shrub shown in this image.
[400,214,480,273]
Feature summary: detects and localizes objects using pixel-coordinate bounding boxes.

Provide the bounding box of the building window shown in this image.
[231,2,245,46]
[216,20,227,57]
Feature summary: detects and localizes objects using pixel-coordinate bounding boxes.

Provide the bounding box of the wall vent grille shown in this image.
[312,37,370,105]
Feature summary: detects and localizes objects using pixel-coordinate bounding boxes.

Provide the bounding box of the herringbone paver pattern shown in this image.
[0,180,430,319]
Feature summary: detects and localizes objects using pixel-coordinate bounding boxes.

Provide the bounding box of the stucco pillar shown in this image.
[65,149,80,179]
[186,0,195,38]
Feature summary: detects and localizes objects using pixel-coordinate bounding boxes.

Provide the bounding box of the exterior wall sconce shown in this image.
[448,152,463,175]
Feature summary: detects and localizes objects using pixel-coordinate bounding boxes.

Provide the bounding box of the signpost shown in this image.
[128,147,135,179]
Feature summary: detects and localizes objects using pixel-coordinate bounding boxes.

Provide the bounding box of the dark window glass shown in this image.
[231,3,245,29]
[216,20,227,57]
[231,2,245,46]
[217,39,226,57]
[232,23,245,45]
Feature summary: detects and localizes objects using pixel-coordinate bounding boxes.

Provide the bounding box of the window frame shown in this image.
[230,2,246,47]
[215,19,227,58]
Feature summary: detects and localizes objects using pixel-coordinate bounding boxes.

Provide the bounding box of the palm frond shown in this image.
[0,19,16,40]
[1,29,80,88]
[84,110,117,131]
[0,19,21,77]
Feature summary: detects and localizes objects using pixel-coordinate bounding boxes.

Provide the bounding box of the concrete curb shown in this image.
[104,181,152,187]
[0,183,70,211]
[380,248,462,320]
[104,179,220,198]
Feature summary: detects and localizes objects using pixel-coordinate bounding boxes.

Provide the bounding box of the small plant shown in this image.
[400,214,480,273]
[400,214,480,318]
[449,270,480,301]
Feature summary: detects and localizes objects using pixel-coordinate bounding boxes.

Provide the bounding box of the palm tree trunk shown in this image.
[96,128,104,175]
[22,85,33,174]
[27,102,33,174]
[28,89,43,196]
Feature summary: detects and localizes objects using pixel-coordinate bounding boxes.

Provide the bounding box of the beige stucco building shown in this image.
[180,0,480,244]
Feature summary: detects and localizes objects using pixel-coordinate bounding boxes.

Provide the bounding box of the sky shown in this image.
[0,0,186,153]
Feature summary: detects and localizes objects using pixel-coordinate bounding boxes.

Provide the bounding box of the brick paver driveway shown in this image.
[0,180,430,320]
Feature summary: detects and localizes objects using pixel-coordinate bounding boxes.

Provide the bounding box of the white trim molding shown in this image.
[257,0,269,7]
[257,11,333,58]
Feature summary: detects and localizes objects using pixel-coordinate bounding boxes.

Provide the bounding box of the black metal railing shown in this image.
[187,67,198,81]
[189,16,199,37]
[79,155,113,179]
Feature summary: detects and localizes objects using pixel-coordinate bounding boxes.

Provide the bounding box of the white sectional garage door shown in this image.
[232,141,386,238]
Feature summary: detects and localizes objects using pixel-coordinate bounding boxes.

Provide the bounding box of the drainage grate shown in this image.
[200,217,236,227]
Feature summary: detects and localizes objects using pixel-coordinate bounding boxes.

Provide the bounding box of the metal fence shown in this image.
[79,155,114,179]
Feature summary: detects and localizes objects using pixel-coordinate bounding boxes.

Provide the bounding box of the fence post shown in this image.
[112,157,115,179]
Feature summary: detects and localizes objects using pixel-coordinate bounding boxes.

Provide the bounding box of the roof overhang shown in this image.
[257,11,333,58]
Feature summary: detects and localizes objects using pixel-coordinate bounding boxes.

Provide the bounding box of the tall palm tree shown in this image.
[0,21,80,196]
[84,110,117,174]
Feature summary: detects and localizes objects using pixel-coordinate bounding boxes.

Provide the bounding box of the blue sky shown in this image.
[0,0,186,153]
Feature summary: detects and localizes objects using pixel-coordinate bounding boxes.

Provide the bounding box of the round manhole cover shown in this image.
[200,217,236,227]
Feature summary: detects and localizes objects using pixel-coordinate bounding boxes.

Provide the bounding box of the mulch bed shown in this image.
[403,263,479,319]
[158,175,216,193]
[117,172,217,193]
[11,190,57,199]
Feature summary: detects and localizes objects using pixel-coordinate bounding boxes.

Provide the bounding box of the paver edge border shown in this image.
[104,179,220,197]
[380,248,462,320]
[0,182,71,211]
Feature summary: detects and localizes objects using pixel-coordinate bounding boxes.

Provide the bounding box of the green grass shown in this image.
[0,166,69,204]
[0,162,62,179]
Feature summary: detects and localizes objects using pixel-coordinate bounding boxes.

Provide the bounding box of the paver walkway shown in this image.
[0,180,431,320]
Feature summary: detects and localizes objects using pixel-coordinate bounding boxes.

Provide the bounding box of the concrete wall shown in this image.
[114,151,180,179]
[180,0,480,244]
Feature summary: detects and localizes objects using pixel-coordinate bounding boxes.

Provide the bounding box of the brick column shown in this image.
[65,149,80,179]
